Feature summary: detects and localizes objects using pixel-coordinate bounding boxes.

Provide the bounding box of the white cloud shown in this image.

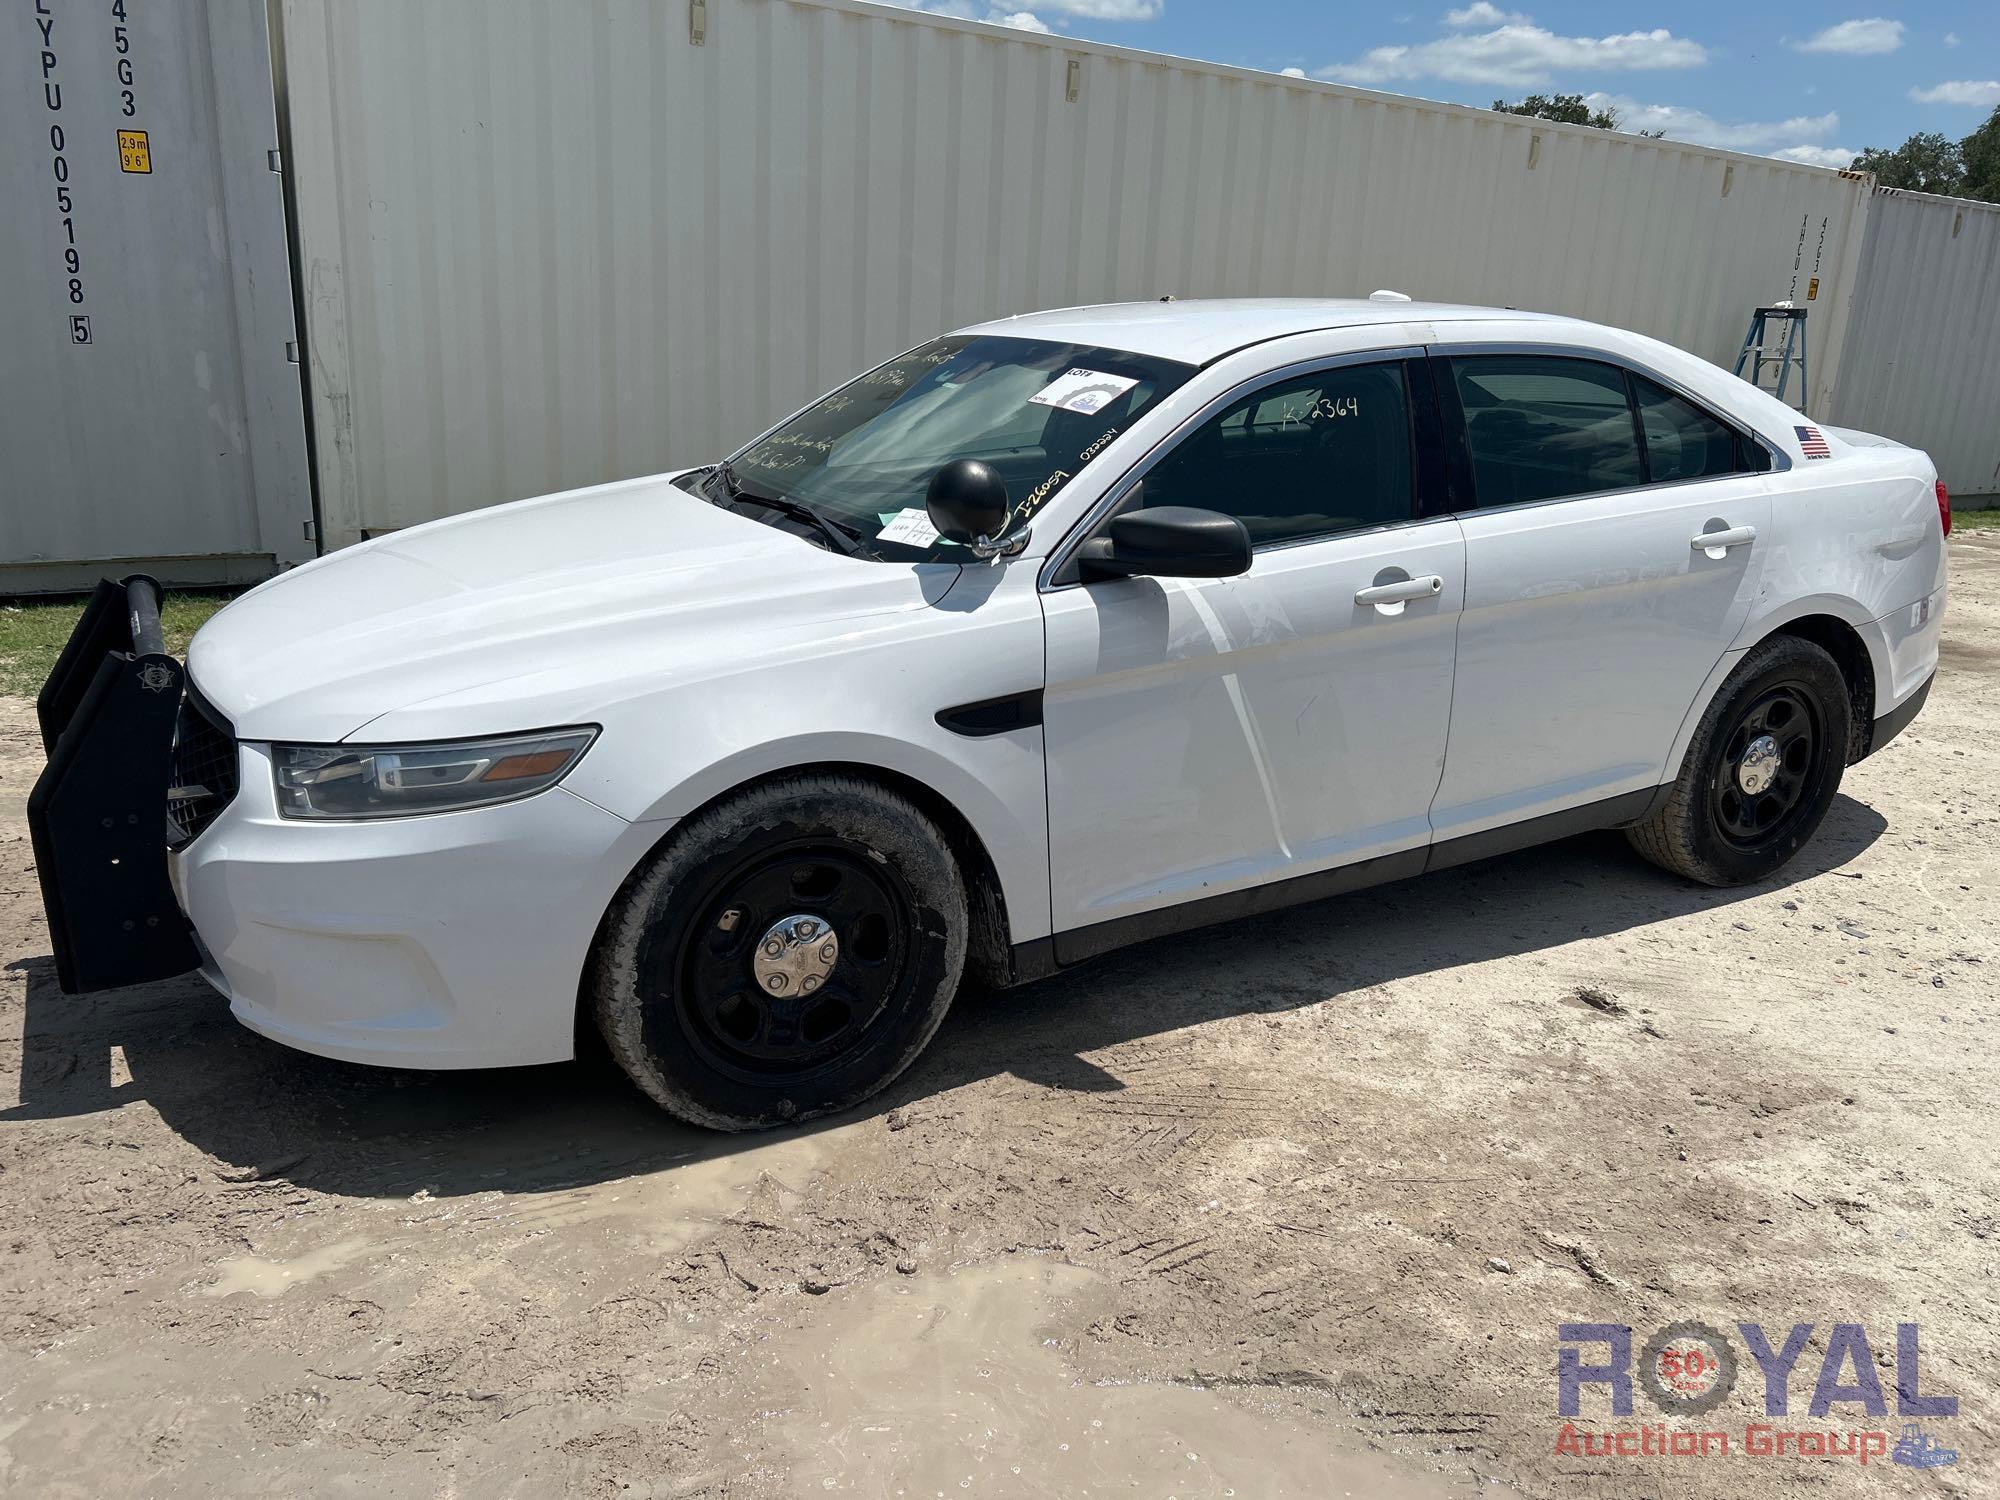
[1280,65,1308,78]
[1582,93,1851,168]
[1910,79,2000,107]
[1034,0,1160,17]
[1793,18,1903,55]
[1584,92,1840,152]
[1321,24,1706,88]
[900,0,1157,14]
[1944,32,1960,48]
[1443,2,1529,27]
[1771,144,1856,168]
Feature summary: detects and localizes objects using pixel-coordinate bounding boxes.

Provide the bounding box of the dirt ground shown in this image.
[2,538,1996,1499]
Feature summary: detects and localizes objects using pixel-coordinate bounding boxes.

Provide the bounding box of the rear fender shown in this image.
[1662,595,1893,781]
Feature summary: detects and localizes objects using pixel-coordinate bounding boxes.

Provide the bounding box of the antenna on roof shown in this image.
[1368,289,1413,303]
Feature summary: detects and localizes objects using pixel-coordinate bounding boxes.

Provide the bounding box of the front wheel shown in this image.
[1626,634,1852,887]
[591,774,967,1131]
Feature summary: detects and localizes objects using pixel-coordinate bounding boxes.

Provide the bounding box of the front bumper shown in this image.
[29,577,669,1068]
[173,747,666,1069]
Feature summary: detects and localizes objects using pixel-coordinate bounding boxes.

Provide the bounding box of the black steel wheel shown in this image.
[591,774,967,1131]
[1627,634,1852,887]
[1709,685,1821,847]
[675,842,917,1081]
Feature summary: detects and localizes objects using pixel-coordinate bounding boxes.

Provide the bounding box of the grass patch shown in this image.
[1953,507,2000,531]
[0,591,236,699]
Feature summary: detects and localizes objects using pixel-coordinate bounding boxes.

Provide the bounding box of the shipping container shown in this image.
[0,0,311,592]
[9,0,1990,579]
[277,0,1879,547]
[1829,188,2000,502]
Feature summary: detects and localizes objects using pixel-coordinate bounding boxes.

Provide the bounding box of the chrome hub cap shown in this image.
[751,913,839,998]
[1736,734,1781,797]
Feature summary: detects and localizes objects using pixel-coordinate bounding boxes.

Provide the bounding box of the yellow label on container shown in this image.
[118,129,152,174]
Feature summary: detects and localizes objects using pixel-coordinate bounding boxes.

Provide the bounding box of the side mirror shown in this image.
[926,459,1012,548]
[1077,506,1251,581]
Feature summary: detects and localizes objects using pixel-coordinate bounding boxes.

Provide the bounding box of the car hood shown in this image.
[191,472,963,743]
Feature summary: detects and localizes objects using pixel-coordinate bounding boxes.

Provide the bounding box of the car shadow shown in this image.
[4,793,1886,1198]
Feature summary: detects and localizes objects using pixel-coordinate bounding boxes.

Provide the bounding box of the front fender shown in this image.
[623,727,1051,943]
[561,564,1055,944]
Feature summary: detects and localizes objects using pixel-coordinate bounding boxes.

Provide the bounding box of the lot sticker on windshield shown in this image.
[876,508,943,547]
[1028,368,1140,415]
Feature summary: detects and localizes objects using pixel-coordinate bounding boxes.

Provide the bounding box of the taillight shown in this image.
[1936,479,1952,538]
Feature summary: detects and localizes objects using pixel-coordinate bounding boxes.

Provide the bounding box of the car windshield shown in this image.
[716,335,1193,561]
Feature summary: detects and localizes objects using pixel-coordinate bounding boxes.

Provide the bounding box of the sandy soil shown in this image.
[2,537,1996,1499]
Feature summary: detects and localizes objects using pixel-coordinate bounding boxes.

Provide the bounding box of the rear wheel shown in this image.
[592,775,967,1131]
[1626,635,1852,887]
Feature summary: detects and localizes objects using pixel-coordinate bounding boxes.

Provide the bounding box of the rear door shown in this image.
[1429,351,1772,841]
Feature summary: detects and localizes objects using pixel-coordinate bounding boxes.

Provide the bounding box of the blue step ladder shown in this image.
[1733,305,1808,408]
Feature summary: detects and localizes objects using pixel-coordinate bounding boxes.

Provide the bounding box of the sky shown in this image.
[892,1,1998,168]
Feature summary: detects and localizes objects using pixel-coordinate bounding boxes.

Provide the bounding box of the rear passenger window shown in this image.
[1452,356,1642,507]
[1633,374,1746,481]
[1138,361,1414,547]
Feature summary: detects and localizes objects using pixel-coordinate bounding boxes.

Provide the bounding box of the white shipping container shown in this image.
[1829,188,2000,501]
[279,0,1879,546]
[0,0,310,591]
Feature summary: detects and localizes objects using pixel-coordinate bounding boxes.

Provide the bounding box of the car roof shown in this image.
[955,296,1579,365]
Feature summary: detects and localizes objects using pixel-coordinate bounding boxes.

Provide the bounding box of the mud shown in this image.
[2,534,1997,1497]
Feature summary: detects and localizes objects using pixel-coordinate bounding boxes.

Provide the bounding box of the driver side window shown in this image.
[1137,361,1416,547]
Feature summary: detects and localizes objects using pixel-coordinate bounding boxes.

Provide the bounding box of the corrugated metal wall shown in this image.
[1829,189,2000,500]
[284,0,1878,545]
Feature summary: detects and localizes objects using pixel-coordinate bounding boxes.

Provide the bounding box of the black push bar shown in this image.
[27,575,200,994]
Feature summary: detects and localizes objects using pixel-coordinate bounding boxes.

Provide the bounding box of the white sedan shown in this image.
[32,298,1948,1130]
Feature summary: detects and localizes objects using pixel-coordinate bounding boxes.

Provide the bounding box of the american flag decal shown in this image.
[1795,425,1831,458]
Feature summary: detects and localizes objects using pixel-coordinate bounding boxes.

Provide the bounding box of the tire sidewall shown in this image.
[1682,641,1851,884]
[595,778,966,1131]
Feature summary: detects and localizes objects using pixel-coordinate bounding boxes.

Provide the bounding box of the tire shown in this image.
[591,774,967,1131]
[1626,635,1852,887]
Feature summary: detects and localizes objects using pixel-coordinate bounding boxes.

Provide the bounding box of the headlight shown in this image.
[272,728,597,820]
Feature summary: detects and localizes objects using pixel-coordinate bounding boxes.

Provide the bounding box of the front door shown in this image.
[1429,353,1773,839]
[1040,352,1464,958]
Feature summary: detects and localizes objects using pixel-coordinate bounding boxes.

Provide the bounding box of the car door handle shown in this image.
[1691,525,1757,553]
[1354,575,1444,608]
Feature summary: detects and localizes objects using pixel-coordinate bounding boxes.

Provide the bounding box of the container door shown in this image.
[0,0,311,590]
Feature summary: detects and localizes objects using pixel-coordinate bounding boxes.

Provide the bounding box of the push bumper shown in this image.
[27,577,200,993]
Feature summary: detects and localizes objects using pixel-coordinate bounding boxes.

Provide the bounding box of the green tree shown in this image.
[1851,131,1967,195]
[1959,106,2000,203]
[1492,93,1621,130]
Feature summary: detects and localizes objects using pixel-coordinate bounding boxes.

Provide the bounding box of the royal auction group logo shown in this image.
[1555,1321,1960,1469]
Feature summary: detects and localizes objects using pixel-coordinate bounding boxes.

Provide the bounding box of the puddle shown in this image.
[746,1257,1468,1497]
[203,1237,375,1299]
[496,1125,838,1254]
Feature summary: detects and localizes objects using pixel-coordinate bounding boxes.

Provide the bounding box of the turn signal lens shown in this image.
[273,728,597,819]
[482,749,577,782]
[1936,479,1952,538]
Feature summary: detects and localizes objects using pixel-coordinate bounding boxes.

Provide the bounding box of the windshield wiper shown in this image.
[719,462,873,559]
